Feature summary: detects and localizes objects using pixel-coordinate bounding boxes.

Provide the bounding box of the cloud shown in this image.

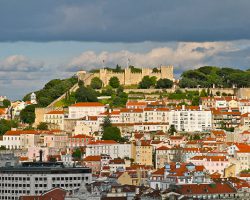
[0,55,44,72]
[1,1,250,42]
[66,42,233,72]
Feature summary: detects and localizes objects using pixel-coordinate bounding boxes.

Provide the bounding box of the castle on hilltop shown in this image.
[77,65,174,86]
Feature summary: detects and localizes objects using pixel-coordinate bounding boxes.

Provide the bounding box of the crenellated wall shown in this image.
[77,65,174,86]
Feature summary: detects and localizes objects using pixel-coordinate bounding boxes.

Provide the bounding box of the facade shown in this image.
[77,65,174,86]
[85,140,132,159]
[189,155,230,175]
[43,110,64,130]
[133,140,153,166]
[68,102,106,119]
[169,105,212,132]
[0,162,92,199]
[68,134,94,148]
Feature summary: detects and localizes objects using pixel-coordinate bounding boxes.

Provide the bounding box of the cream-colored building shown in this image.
[68,102,106,119]
[133,140,153,166]
[44,110,64,130]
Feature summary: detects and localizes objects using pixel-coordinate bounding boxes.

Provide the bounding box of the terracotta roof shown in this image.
[45,110,64,115]
[190,155,228,161]
[211,130,226,136]
[0,108,6,115]
[235,143,250,153]
[88,140,118,145]
[19,156,29,161]
[126,101,147,106]
[169,136,185,140]
[120,108,143,113]
[156,146,170,150]
[20,188,67,200]
[83,155,101,162]
[5,130,53,136]
[110,159,125,164]
[152,167,165,175]
[70,102,104,107]
[175,182,236,195]
[241,113,250,117]
[70,134,93,139]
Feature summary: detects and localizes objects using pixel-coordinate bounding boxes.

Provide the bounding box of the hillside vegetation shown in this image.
[23,77,78,107]
[179,66,250,88]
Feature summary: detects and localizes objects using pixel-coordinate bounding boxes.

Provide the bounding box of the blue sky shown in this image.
[1,0,250,99]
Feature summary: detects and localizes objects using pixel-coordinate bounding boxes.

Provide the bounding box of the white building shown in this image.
[85,140,132,159]
[169,105,212,132]
[68,102,106,119]
[0,161,92,199]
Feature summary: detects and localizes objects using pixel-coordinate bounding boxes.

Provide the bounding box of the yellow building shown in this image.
[133,140,153,166]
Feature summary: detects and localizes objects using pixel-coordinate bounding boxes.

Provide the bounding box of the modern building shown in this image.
[0,160,92,199]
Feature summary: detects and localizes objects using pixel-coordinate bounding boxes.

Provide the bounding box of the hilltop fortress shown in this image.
[77,65,174,86]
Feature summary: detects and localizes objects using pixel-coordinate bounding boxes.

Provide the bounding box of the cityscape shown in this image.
[1,1,250,200]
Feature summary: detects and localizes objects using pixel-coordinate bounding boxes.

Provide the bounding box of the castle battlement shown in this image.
[77,65,174,86]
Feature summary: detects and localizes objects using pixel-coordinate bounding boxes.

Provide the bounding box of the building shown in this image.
[0,161,92,199]
[85,140,132,159]
[68,134,94,148]
[44,110,64,130]
[68,102,106,119]
[150,162,208,190]
[189,155,230,175]
[132,140,153,166]
[169,105,212,132]
[77,65,174,86]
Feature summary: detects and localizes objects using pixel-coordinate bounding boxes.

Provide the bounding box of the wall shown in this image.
[77,65,174,86]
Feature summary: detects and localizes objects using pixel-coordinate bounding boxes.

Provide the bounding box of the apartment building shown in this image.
[0,161,92,199]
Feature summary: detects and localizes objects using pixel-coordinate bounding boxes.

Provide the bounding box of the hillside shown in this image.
[22,66,250,108]
[23,77,78,107]
[179,66,250,88]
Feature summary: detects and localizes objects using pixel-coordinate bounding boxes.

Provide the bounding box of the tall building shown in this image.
[0,161,92,199]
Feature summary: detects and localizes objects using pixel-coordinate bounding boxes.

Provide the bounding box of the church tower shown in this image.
[30,92,37,104]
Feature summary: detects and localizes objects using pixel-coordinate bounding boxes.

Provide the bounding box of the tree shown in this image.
[2,99,11,108]
[139,76,156,89]
[72,148,82,161]
[156,78,173,89]
[168,124,177,135]
[75,86,98,102]
[102,126,122,142]
[109,77,120,88]
[152,67,160,73]
[103,115,112,128]
[0,119,18,135]
[37,122,48,130]
[90,77,103,89]
[20,105,36,124]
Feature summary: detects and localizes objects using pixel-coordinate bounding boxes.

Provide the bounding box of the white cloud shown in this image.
[66,42,234,72]
[0,55,44,72]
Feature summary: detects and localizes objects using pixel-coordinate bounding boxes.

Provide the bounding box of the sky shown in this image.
[1,0,250,99]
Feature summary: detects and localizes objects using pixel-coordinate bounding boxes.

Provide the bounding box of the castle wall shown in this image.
[79,65,174,86]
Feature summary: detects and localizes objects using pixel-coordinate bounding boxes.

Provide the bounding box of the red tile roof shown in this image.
[70,102,104,107]
[83,155,101,162]
[190,155,228,161]
[88,140,118,145]
[176,182,236,195]
[70,134,93,139]
[46,110,64,114]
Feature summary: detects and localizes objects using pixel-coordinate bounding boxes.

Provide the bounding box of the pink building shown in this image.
[189,155,230,176]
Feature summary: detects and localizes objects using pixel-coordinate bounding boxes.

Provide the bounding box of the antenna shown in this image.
[102,59,105,69]
[127,58,130,68]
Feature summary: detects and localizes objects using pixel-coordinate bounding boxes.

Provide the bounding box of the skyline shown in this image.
[1,1,250,99]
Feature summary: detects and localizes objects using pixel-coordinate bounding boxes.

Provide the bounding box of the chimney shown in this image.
[39,150,43,162]
[182,105,185,110]
[199,105,202,111]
